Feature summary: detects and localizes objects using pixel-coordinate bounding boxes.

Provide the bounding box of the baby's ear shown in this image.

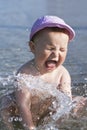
[29,41,35,53]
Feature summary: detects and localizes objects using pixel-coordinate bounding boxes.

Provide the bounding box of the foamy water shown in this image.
[0,74,78,130]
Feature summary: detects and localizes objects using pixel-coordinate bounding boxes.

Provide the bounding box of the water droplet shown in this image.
[14,117,19,121]
[18,117,23,122]
[8,117,13,122]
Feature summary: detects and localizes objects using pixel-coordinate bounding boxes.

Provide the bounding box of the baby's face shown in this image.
[31,29,69,74]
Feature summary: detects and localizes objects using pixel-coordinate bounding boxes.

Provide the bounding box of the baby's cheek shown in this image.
[60,54,66,62]
[39,52,48,59]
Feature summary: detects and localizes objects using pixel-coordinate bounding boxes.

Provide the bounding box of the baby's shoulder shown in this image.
[58,65,69,75]
[17,60,32,74]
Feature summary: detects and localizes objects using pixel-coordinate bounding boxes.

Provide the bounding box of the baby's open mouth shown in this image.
[45,60,57,70]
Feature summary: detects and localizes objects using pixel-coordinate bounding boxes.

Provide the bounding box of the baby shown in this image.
[0,15,75,130]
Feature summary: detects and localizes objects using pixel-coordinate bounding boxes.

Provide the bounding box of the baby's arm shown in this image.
[15,87,35,130]
[58,68,72,99]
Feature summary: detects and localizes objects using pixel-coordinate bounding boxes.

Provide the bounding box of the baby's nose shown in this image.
[51,50,59,58]
[53,49,59,55]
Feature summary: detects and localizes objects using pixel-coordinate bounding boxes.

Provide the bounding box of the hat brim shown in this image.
[30,23,75,41]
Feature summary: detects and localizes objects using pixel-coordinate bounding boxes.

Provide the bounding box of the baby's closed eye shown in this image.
[60,48,67,52]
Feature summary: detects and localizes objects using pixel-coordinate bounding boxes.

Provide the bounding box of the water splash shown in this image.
[0,74,87,130]
[0,73,16,97]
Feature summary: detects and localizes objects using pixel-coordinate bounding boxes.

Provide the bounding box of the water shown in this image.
[0,0,87,129]
[0,74,75,130]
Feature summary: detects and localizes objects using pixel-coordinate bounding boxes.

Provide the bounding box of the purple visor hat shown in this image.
[30,15,75,41]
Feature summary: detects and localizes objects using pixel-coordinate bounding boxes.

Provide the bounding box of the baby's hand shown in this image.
[72,96,87,118]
